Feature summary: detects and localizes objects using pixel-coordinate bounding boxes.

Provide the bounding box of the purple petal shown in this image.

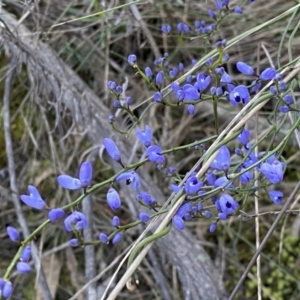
[57,175,82,190]
[16,262,31,274]
[6,226,19,242]
[79,161,93,186]
[103,138,121,162]
[48,208,65,222]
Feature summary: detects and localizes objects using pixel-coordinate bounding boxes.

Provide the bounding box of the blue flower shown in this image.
[170,184,182,195]
[112,232,123,244]
[64,211,87,232]
[236,62,254,76]
[153,91,163,103]
[185,177,203,195]
[214,176,234,189]
[259,68,276,80]
[6,226,19,242]
[116,170,140,190]
[210,146,231,171]
[1,280,12,298]
[171,82,180,93]
[238,129,250,146]
[112,216,120,227]
[203,210,212,218]
[279,106,290,113]
[156,71,164,86]
[172,215,185,230]
[139,212,150,222]
[268,190,283,205]
[107,81,116,90]
[187,104,195,115]
[128,54,137,65]
[20,245,31,262]
[234,6,243,14]
[136,125,152,147]
[103,138,121,162]
[207,170,216,185]
[250,81,261,93]
[145,67,153,79]
[219,194,239,215]
[17,262,31,274]
[48,208,65,222]
[107,188,121,210]
[240,169,253,184]
[69,239,79,247]
[99,233,108,243]
[283,94,293,105]
[146,145,165,164]
[137,191,157,206]
[161,25,172,34]
[195,73,211,91]
[177,23,190,33]
[57,161,93,190]
[20,185,46,210]
[208,9,216,19]
[209,223,217,232]
[125,97,132,105]
[229,85,250,105]
[182,84,200,100]
[260,162,284,184]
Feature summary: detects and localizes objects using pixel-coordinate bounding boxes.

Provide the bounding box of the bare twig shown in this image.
[229,181,300,300]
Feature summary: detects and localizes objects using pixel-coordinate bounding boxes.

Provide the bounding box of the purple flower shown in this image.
[270,86,277,95]
[208,9,216,19]
[146,145,165,164]
[103,138,121,162]
[182,84,200,100]
[268,190,283,205]
[137,191,157,206]
[156,71,164,86]
[161,25,171,34]
[112,232,123,244]
[170,184,182,195]
[260,162,284,184]
[2,280,12,298]
[172,215,185,230]
[178,62,184,71]
[57,161,93,190]
[136,125,152,147]
[20,185,46,210]
[229,85,250,105]
[236,62,254,76]
[207,170,216,185]
[153,91,163,103]
[112,216,120,227]
[107,81,116,90]
[139,212,150,222]
[176,90,185,101]
[145,67,153,79]
[109,115,115,122]
[219,194,239,215]
[69,239,79,247]
[260,68,276,81]
[279,106,290,113]
[99,233,108,243]
[218,212,228,220]
[48,208,65,222]
[116,86,123,94]
[6,226,19,242]
[171,82,180,93]
[185,177,203,195]
[177,23,190,33]
[238,129,250,146]
[187,104,195,115]
[64,211,87,232]
[116,170,140,190]
[214,176,234,189]
[234,6,243,14]
[279,82,286,91]
[203,210,212,218]
[107,188,121,210]
[215,0,224,9]
[195,73,211,91]
[17,262,31,274]
[210,146,231,171]
[125,97,132,105]
[209,223,217,233]
[0,278,4,290]
[240,170,253,184]
[283,94,293,105]
[176,202,192,218]
[250,81,261,93]
[20,245,31,262]
[128,54,137,65]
